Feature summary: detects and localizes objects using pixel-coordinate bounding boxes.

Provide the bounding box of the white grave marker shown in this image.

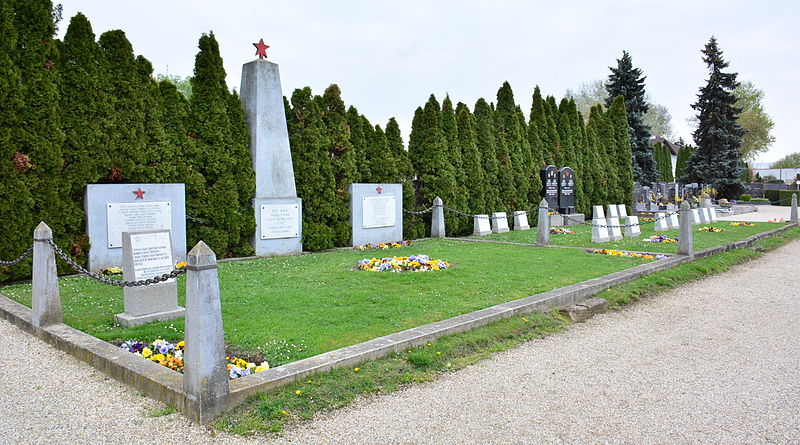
[473,215,492,236]
[491,212,510,233]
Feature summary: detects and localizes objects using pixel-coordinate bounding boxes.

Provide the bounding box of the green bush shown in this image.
[750,198,769,202]
[738,194,752,201]
[765,189,780,203]
[777,190,800,206]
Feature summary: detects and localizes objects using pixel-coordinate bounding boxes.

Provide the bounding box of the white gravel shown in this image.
[1,237,798,444]
[717,204,791,222]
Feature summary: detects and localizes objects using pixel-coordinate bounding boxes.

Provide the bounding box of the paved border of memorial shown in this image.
[0,223,795,414]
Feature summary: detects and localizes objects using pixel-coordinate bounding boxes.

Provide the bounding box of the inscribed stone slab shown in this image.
[350,183,403,246]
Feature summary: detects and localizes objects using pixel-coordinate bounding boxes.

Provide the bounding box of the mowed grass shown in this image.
[0,238,648,365]
[480,218,785,253]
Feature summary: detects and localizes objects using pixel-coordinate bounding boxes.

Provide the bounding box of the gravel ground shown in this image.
[717,204,791,222]
[1,237,798,444]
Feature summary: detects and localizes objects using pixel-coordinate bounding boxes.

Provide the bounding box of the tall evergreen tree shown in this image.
[518,106,543,206]
[588,105,617,205]
[440,95,469,232]
[675,145,695,183]
[404,107,427,238]
[494,82,526,212]
[319,84,356,246]
[385,117,419,240]
[606,51,658,184]
[685,37,745,198]
[474,98,502,213]
[159,80,201,186]
[187,32,254,256]
[456,102,487,231]
[132,55,175,183]
[346,105,370,182]
[607,96,635,205]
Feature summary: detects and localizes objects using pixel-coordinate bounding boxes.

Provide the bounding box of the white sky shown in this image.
[58,0,799,163]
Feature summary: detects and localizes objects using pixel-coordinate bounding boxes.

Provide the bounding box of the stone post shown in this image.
[431,197,445,238]
[678,201,693,257]
[537,199,550,247]
[183,241,228,424]
[791,194,798,224]
[32,222,62,328]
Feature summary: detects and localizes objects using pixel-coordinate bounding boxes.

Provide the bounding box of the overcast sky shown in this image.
[58,0,798,164]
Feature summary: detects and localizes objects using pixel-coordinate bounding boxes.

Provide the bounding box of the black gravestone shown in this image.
[540,165,559,210]
[558,167,575,214]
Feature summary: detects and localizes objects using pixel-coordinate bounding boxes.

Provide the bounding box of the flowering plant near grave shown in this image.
[357,255,450,272]
[119,339,269,379]
[591,249,667,260]
[643,235,678,243]
[729,222,755,227]
[698,226,726,232]
[549,227,575,235]
[353,241,412,251]
[640,217,656,223]
[102,266,122,275]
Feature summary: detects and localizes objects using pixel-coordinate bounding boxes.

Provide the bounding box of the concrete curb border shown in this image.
[1,223,796,417]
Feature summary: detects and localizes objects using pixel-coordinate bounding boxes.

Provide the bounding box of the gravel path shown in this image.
[717,204,791,222]
[1,238,799,444]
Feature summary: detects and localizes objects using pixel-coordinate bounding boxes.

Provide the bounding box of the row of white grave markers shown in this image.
[591,204,640,242]
[654,206,718,232]
[471,211,530,236]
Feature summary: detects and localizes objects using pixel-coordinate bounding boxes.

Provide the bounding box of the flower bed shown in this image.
[698,226,726,233]
[354,241,413,251]
[591,249,667,260]
[643,235,678,243]
[729,222,755,227]
[549,227,575,235]
[357,255,450,272]
[119,339,269,379]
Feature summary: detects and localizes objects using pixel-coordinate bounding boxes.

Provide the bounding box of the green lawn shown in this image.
[2,239,651,365]
[478,219,785,253]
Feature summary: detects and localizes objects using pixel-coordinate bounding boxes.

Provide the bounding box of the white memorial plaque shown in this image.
[107,202,171,248]
[362,196,396,229]
[261,204,299,239]
[129,231,175,283]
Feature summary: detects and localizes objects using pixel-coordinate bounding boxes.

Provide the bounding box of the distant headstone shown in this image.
[558,167,575,214]
[708,207,718,222]
[349,183,402,246]
[241,58,303,256]
[592,206,605,220]
[591,218,610,243]
[491,212,510,234]
[667,212,680,229]
[654,212,669,232]
[540,165,559,210]
[607,216,623,241]
[513,211,530,231]
[617,204,628,219]
[606,204,619,219]
[691,209,702,225]
[473,215,492,236]
[698,207,710,224]
[85,184,186,273]
[623,216,641,237]
[114,230,184,328]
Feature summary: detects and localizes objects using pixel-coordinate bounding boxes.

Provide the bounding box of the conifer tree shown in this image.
[132,55,174,183]
[385,117,419,240]
[286,87,337,250]
[566,99,588,214]
[685,37,745,198]
[494,82,526,212]
[187,32,254,256]
[588,105,617,205]
[675,145,695,183]
[456,103,487,232]
[441,95,469,232]
[606,51,658,184]
[519,106,543,205]
[474,98,502,213]
[319,84,356,246]
[404,107,427,239]
[0,0,34,280]
[346,106,370,182]
[608,96,635,205]
[367,123,396,182]
[159,80,201,186]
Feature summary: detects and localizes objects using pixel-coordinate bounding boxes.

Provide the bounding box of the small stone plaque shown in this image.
[362,196,396,229]
[107,201,171,248]
[130,231,175,283]
[260,204,300,239]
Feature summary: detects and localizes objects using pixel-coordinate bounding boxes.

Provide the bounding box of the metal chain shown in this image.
[186,214,213,226]
[402,206,435,215]
[36,238,186,287]
[0,245,33,267]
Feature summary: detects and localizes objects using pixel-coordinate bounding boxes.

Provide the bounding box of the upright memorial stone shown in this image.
[654,212,669,232]
[85,184,186,272]
[513,211,530,231]
[591,206,610,243]
[241,43,303,256]
[114,230,184,328]
[431,197,445,238]
[349,183,403,246]
[536,199,550,246]
[678,201,694,257]
[540,165,559,211]
[491,212,510,234]
[667,211,680,229]
[691,208,702,225]
[606,204,623,240]
[473,215,491,236]
[558,167,575,215]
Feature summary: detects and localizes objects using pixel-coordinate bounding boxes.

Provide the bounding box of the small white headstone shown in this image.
[513,211,530,230]
[623,216,641,237]
[667,212,680,229]
[617,204,628,219]
[654,212,669,232]
[593,206,605,220]
[607,217,623,240]
[473,215,492,236]
[491,212,510,234]
[606,204,619,219]
[591,218,611,243]
[698,207,709,224]
[691,209,702,225]
[709,207,718,222]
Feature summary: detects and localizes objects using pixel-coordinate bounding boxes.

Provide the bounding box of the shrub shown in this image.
[777,190,800,206]
[738,194,752,201]
[765,189,780,203]
[750,198,769,202]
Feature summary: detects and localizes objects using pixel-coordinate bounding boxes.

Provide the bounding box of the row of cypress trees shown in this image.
[653,143,675,182]
[0,2,253,281]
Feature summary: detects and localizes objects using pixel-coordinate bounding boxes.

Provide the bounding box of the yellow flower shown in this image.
[353,367,360,372]
[176,261,187,268]
[522,317,528,322]
[435,351,441,355]
[152,353,165,362]
[281,410,288,415]
[295,390,302,395]
[142,347,152,358]
[176,341,185,350]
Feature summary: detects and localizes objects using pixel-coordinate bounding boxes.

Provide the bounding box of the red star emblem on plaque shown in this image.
[133,188,146,199]
[253,39,270,59]
[376,186,383,194]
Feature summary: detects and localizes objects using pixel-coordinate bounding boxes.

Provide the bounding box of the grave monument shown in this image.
[540,165,559,211]
[349,183,403,246]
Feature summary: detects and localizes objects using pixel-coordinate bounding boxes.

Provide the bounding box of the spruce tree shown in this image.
[286,87,337,250]
[187,32,254,256]
[494,82,525,212]
[0,0,34,280]
[608,96,635,205]
[319,84,356,246]
[685,37,745,198]
[456,102,487,230]
[473,98,502,213]
[606,51,658,184]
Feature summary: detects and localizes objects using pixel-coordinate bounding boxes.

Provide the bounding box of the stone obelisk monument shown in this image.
[240,39,302,256]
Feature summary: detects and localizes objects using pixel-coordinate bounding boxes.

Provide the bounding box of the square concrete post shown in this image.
[537,199,550,247]
[431,197,445,238]
[678,201,694,257]
[791,194,798,224]
[183,241,228,424]
[32,222,62,328]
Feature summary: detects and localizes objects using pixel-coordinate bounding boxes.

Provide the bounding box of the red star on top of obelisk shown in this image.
[253,39,270,59]
[133,188,146,199]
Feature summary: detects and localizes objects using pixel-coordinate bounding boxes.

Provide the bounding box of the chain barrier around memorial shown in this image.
[34,237,186,287]
[186,214,213,226]
[402,206,435,215]
[0,246,34,267]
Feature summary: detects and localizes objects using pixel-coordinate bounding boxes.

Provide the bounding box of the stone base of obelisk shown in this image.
[251,197,303,257]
